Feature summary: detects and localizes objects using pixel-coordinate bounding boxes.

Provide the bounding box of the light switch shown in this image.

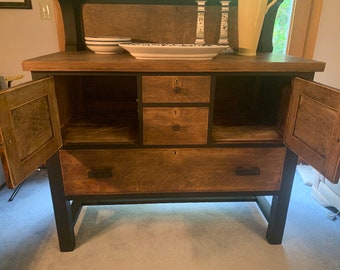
[40,2,51,20]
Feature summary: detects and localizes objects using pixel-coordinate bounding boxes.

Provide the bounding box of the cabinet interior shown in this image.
[54,74,292,147]
[212,75,292,144]
[54,75,139,146]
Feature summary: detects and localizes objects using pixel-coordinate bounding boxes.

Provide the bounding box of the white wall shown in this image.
[0,0,59,86]
[313,0,340,89]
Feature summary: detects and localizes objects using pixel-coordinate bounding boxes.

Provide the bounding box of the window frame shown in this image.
[286,0,324,58]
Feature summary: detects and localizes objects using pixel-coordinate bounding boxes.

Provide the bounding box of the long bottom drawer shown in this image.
[60,148,286,195]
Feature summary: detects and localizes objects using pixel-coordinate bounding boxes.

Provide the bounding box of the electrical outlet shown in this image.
[40,2,51,20]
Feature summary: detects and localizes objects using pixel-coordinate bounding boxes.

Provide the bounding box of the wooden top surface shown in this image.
[22,51,326,73]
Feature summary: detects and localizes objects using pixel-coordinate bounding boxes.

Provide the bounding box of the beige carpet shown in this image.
[0,168,339,270]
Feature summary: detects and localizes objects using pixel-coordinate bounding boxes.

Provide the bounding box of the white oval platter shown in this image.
[119,43,228,60]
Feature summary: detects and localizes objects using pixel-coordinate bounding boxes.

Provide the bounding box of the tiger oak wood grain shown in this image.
[60,148,286,195]
[22,52,326,73]
[143,107,209,145]
[0,78,62,188]
[284,78,340,183]
[82,4,232,46]
[142,76,211,103]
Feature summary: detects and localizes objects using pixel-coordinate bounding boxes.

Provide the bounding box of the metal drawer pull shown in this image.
[173,86,181,94]
[235,166,261,176]
[172,124,180,131]
[88,169,113,178]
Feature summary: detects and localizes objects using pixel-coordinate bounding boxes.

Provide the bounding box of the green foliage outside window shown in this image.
[273,0,294,54]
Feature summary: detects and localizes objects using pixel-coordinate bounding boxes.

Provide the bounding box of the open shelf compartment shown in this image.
[55,75,139,146]
[212,75,292,144]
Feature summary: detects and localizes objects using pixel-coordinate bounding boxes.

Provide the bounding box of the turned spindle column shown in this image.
[218,0,233,52]
[195,0,207,44]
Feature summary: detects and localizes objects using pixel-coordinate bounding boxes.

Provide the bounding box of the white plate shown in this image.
[85,36,131,42]
[119,43,228,60]
[86,44,126,54]
[85,41,131,46]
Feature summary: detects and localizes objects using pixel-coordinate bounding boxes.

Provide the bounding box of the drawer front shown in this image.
[60,147,286,195]
[143,107,209,145]
[142,76,211,103]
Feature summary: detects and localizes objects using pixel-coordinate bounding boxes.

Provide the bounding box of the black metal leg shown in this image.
[256,196,271,222]
[266,148,298,244]
[46,152,76,252]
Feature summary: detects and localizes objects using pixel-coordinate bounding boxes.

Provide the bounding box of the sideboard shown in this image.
[0,1,339,252]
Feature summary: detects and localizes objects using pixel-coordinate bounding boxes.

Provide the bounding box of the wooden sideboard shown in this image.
[1,1,339,252]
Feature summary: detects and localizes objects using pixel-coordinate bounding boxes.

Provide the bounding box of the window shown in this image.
[273,0,294,54]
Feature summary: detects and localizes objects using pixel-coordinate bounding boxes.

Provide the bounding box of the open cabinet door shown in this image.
[0,77,62,188]
[284,77,340,183]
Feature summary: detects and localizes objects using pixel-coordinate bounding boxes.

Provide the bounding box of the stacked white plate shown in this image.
[85,36,131,54]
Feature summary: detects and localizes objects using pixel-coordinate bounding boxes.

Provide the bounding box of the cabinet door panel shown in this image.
[0,77,62,188]
[284,78,340,183]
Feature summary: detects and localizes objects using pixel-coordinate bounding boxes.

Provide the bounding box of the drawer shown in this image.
[143,107,209,145]
[60,147,286,195]
[142,76,211,103]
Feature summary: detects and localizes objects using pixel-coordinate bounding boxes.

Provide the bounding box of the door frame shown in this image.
[286,0,323,58]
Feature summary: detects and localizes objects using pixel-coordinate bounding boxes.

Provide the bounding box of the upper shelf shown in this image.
[22,51,325,73]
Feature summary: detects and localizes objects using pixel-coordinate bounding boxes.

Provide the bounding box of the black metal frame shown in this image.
[46,147,298,252]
